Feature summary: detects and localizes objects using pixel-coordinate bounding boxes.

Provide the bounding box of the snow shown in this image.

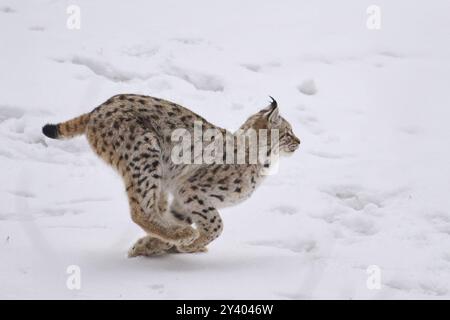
[1,0,450,299]
[298,79,317,96]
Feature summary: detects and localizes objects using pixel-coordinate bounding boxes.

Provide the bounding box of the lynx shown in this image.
[42,95,300,256]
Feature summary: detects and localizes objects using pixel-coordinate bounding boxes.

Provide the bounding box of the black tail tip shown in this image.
[42,124,59,139]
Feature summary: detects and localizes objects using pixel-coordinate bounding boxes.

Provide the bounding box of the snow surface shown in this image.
[1,0,450,299]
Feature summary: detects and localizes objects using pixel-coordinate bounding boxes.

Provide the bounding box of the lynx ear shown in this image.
[264,96,280,124]
[269,96,277,109]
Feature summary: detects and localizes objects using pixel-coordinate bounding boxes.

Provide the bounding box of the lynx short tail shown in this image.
[42,113,90,139]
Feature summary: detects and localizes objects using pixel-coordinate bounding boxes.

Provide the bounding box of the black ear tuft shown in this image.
[265,96,280,124]
[269,96,278,109]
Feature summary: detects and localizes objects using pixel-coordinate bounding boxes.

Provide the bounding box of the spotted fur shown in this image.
[42,94,300,256]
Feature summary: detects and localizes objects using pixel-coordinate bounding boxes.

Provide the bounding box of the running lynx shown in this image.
[42,95,300,256]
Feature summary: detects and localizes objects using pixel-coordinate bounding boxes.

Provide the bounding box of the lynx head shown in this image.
[240,97,301,155]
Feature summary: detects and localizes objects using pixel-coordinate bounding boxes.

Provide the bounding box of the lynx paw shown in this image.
[128,236,173,257]
[172,245,208,254]
[170,226,200,246]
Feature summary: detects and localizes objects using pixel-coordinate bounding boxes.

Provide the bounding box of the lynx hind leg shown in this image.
[127,182,199,247]
[124,132,199,246]
[128,200,195,257]
[128,235,173,257]
[158,191,169,215]
[170,198,224,253]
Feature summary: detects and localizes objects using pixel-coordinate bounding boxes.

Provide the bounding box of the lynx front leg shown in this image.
[170,200,224,253]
